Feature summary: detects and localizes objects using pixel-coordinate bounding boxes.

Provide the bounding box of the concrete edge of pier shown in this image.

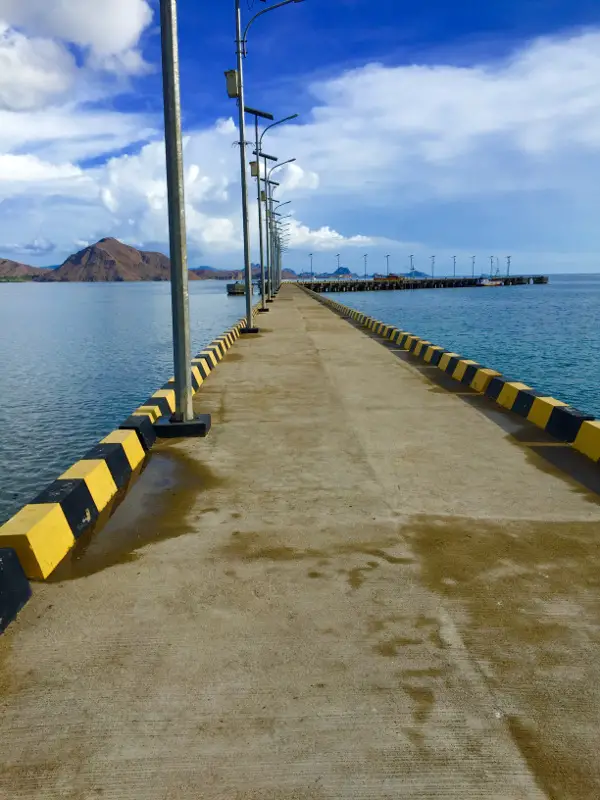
[301,285,600,466]
[0,303,262,632]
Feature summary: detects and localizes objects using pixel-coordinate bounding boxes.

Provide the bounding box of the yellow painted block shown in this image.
[133,409,158,422]
[403,336,418,351]
[574,420,600,462]
[152,389,176,413]
[60,460,118,513]
[470,368,501,393]
[101,430,145,470]
[191,365,203,388]
[135,405,160,421]
[199,350,218,368]
[424,346,443,363]
[453,359,478,381]
[527,396,567,429]
[497,382,532,410]
[438,352,459,371]
[192,357,211,374]
[414,341,431,358]
[0,504,74,580]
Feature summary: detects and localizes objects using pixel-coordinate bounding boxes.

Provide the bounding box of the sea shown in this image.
[0,280,245,525]
[0,273,598,524]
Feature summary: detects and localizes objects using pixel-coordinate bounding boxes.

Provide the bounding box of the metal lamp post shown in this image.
[507,255,511,277]
[385,254,390,275]
[431,255,435,278]
[246,106,274,313]
[409,254,414,274]
[363,253,368,278]
[159,0,193,422]
[472,255,476,277]
[229,0,302,332]
[266,158,296,293]
[309,253,313,280]
[453,255,456,277]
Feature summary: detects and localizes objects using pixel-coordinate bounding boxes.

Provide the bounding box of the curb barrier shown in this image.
[0,548,32,634]
[0,303,262,609]
[299,285,600,465]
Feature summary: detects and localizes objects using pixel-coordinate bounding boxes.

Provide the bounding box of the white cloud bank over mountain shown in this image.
[0,2,600,272]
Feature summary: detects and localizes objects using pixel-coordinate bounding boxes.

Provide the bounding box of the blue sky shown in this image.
[1,0,600,273]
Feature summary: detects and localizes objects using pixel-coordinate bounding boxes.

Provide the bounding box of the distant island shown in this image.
[0,238,297,282]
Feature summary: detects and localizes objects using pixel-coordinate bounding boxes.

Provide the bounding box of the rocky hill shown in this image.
[37,238,203,282]
[0,238,299,282]
[0,259,46,279]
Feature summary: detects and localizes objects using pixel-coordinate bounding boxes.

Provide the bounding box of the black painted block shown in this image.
[485,376,508,401]
[408,338,420,352]
[84,443,131,490]
[546,406,595,443]
[190,371,202,392]
[144,395,172,417]
[120,415,157,451]
[32,479,98,539]
[512,389,539,418]
[0,548,31,635]
[429,349,445,367]
[445,356,460,375]
[461,364,479,385]
[192,359,211,380]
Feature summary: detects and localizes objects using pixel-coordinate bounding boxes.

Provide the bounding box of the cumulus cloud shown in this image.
[0,0,153,72]
[2,25,600,269]
[0,23,76,110]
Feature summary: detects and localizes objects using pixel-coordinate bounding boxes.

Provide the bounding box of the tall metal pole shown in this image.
[386,254,390,275]
[364,253,368,278]
[507,255,511,276]
[409,254,414,273]
[472,255,475,277]
[263,158,271,301]
[254,118,267,311]
[336,253,340,271]
[453,255,456,277]
[235,0,254,330]
[309,253,313,280]
[490,255,494,276]
[159,0,193,422]
[431,255,435,278]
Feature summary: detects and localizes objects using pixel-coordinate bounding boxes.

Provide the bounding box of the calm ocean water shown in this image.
[327,273,600,416]
[0,281,246,524]
[1,275,598,525]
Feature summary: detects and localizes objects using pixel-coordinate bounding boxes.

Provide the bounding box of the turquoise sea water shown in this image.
[0,281,245,524]
[326,273,600,417]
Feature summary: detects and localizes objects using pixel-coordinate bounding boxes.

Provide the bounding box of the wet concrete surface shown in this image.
[1,285,600,798]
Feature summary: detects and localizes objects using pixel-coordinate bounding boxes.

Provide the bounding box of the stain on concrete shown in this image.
[407,512,600,798]
[50,449,225,580]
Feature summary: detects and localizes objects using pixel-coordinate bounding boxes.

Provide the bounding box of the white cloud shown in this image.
[0,23,76,110]
[2,25,600,270]
[0,0,153,72]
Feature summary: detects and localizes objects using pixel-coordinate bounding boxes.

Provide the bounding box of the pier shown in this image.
[2,283,600,798]
[300,274,549,292]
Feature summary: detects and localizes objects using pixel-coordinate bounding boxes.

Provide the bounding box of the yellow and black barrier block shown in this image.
[0,547,32,634]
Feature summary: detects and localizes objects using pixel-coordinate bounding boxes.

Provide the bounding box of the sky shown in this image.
[1,1,600,274]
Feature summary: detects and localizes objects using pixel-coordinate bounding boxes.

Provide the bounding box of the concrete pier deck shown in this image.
[2,284,600,799]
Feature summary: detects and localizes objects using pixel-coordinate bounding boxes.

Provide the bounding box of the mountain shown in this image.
[37,238,204,282]
[0,259,46,280]
[0,239,300,282]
